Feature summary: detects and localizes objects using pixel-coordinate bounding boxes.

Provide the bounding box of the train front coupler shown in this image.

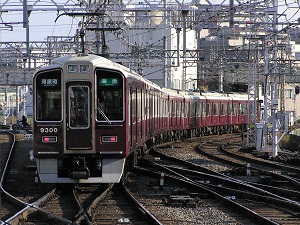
[68,156,90,179]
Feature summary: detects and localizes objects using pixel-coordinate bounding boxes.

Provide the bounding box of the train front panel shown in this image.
[33,55,127,183]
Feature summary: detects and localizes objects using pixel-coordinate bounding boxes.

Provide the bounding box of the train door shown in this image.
[206,103,212,127]
[229,101,233,125]
[130,88,137,148]
[137,88,142,143]
[66,81,92,150]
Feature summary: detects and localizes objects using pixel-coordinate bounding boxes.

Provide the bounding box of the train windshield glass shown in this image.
[68,86,90,128]
[35,70,62,121]
[96,69,124,121]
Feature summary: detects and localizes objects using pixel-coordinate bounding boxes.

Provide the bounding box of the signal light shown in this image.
[102,136,118,143]
[42,136,57,143]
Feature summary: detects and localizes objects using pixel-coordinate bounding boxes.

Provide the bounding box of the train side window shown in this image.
[196,102,201,117]
[221,103,227,115]
[232,104,237,115]
[240,103,247,115]
[35,70,62,121]
[213,103,219,116]
[96,69,124,121]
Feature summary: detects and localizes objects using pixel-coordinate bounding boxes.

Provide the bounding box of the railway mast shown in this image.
[260,0,280,157]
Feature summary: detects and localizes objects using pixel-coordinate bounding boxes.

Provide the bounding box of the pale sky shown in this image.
[1,0,300,42]
[0,10,80,42]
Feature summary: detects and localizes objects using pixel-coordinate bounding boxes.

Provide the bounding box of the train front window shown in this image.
[96,69,124,121]
[35,70,62,121]
[68,86,90,128]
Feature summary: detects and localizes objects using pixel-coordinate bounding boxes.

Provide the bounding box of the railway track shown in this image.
[3,131,300,224]
[89,183,162,224]
[0,131,163,224]
[149,133,300,224]
[0,131,66,224]
[197,138,300,191]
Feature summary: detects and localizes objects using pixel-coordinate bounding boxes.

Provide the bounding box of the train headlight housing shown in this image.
[80,64,90,73]
[102,136,118,143]
[68,65,78,73]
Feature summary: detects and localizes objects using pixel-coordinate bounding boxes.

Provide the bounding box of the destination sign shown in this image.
[99,78,120,86]
[40,78,59,86]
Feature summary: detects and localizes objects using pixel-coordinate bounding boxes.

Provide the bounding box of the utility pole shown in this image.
[3,73,9,125]
[181,10,188,90]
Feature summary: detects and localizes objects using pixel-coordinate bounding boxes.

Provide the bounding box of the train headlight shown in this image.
[102,136,118,143]
[68,65,78,73]
[80,64,90,73]
[42,136,57,143]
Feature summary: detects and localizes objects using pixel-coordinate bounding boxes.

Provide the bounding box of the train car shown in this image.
[33,53,252,184]
[230,92,250,131]
[203,93,232,134]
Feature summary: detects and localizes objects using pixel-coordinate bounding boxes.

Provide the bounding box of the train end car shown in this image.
[33,54,130,183]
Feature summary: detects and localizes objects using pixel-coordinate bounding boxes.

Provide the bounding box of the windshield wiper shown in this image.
[97,99,111,124]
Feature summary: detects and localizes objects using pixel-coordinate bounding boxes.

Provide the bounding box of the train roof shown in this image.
[35,54,250,102]
[227,92,249,100]
[34,53,162,89]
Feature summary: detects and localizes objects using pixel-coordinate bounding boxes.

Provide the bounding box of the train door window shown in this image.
[137,89,141,122]
[156,94,159,119]
[68,86,90,128]
[96,69,124,121]
[173,101,176,118]
[171,101,173,118]
[132,89,136,123]
[229,103,233,115]
[233,104,237,115]
[142,91,148,120]
[159,95,161,119]
[35,69,62,121]
[150,93,153,120]
[195,102,199,117]
[221,103,227,115]
[240,103,247,115]
[206,103,211,116]
[185,102,189,118]
[179,102,182,125]
[191,102,196,117]
[202,103,206,116]
[154,94,157,119]
[213,103,219,116]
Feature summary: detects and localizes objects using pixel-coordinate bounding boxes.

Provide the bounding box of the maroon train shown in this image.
[32,54,252,183]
